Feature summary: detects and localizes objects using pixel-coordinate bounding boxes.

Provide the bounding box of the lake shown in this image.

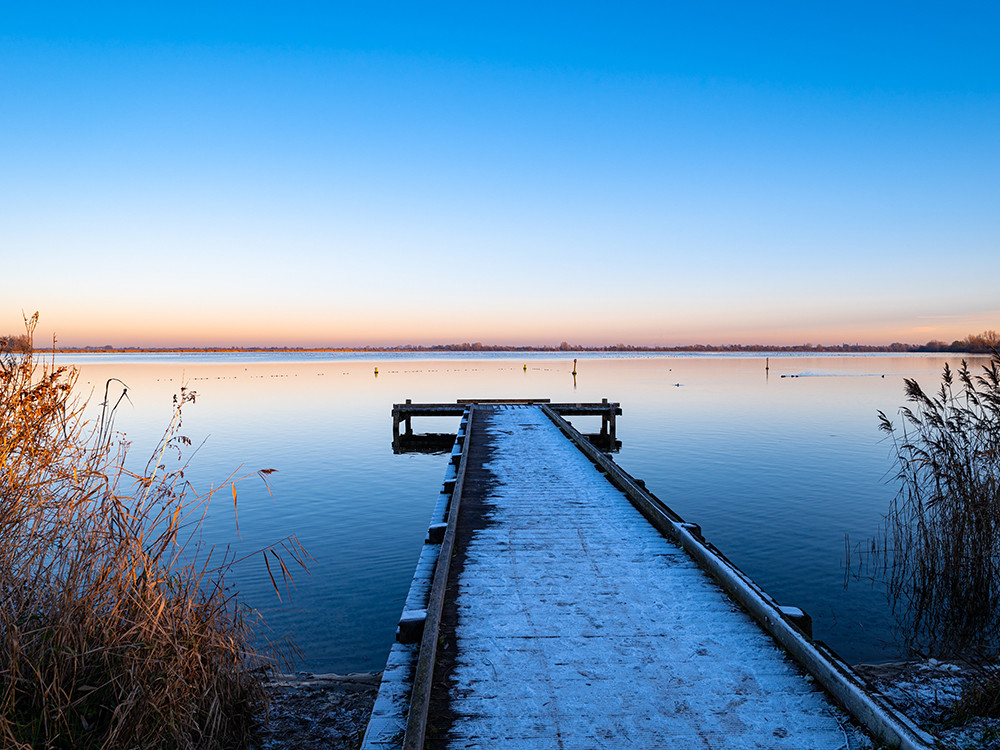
[59,350,983,672]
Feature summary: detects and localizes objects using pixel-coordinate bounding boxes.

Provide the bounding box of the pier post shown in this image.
[600,398,618,440]
[405,398,413,436]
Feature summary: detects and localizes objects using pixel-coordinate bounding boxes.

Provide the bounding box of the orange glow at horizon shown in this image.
[17,304,999,351]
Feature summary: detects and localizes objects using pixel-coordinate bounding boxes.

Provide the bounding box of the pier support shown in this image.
[393,398,621,453]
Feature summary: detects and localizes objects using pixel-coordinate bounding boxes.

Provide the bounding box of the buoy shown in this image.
[523,364,527,372]
[572,358,577,376]
[374,367,378,376]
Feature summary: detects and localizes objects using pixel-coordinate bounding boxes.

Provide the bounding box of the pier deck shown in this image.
[364,402,934,750]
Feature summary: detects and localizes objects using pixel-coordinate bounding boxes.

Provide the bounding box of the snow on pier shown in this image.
[364,402,933,750]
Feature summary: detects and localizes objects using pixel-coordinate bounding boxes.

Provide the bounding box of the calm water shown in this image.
[60,351,985,671]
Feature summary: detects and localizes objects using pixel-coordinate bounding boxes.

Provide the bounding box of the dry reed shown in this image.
[871,350,1000,657]
[0,314,305,749]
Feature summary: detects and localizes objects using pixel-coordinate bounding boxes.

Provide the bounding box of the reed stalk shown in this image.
[873,351,1000,657]
[0,314,305,749]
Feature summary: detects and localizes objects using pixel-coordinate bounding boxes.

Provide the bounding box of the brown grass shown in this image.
[872,350,1000,657]
[0,314,306,749]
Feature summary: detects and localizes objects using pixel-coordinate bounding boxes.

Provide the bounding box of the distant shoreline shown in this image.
[36,345,990,356]
[43,343,997,355]
[8,331,997,356]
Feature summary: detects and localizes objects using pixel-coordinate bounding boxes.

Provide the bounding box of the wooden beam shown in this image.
[402,406,475,750]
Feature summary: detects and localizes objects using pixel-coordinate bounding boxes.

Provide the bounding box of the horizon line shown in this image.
[38,340,996,355]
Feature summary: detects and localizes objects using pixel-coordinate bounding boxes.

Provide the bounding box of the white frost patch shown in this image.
[857,659,1000,750]
[445,405,870,749]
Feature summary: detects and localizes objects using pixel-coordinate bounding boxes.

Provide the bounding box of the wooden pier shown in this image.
[364,401,934,750]
[391,398,620,453]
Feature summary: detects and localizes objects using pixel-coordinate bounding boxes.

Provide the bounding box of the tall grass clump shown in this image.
[0,315,304,749]
[874,350,1000,657]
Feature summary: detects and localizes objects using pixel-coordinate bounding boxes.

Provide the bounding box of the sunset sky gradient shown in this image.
[2,3,998,347]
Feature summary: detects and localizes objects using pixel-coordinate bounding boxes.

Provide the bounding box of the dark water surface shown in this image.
[61,351,984,671]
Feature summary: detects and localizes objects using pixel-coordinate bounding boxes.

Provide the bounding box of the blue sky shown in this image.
[2,2,998,346]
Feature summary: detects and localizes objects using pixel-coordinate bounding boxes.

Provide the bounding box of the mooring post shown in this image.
[392,406,400,451]
[404,398,413,436]
[600,397,609,436]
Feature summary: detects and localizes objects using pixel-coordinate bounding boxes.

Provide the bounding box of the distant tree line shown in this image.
[915,330,1000,353]
[396,330,999,353]
[0,334,31,353]
[34,329,1000,354]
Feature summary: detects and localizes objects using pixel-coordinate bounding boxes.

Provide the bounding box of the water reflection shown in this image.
[60,352,987,672]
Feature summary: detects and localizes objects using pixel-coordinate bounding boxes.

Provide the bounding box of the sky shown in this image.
[2,2,998,347]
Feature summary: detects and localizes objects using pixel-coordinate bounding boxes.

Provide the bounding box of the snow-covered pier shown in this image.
[391,398,620,453]
[364,402,934,750]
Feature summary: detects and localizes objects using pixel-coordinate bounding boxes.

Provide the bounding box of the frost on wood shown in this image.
[439,405,866,749]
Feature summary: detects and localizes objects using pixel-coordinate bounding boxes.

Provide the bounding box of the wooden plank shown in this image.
[393,401,621,417]
[549,401,622,411]
[402,405,476,750]
[393,404,467,417]
[456,398,551,404]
